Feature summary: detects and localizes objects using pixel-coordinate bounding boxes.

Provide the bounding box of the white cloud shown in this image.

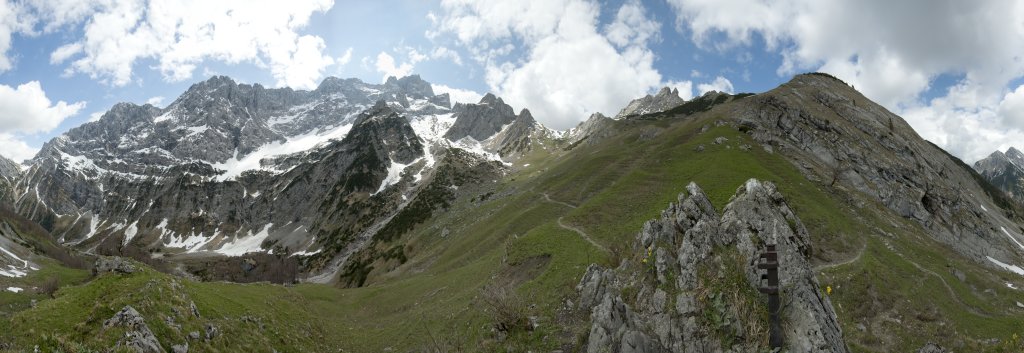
[0,81,84,163]
[604,0,659,48]
[667,0,1024,159]
[0,133,38,163]
[432,83,483,105]
[434,0,667,130]
[337,47,353,66]
[49,42,82,64]
[374,52,415,81]
[0,0,33,73]
[16,0,335,89]
[145,96,164,107]
[0,81,85,134]
[374,49,431,82]
[431,46,463,66]
[697,76,734,95]
[88,111,104,122]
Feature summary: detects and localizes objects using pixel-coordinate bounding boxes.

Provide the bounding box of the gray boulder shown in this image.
[917,342,946,353]
[93,257,136,275]
[171,343,188,353]
[103,306,164,353]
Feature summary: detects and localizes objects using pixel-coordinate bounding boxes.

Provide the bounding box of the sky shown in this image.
[1,0,1023,165]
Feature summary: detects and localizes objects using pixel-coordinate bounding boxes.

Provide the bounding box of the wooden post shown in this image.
[758,244,784,349]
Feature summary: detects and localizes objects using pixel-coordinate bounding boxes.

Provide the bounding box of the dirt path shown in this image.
[904,257,993,318]
[814,241,867,271]
[540,192,608,253]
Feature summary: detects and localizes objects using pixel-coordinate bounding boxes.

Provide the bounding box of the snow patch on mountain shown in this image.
[213,123,354,181]
[215,224,273,256]
[988,256,1024,276]
[1001,227,1024,252]
[122,221,139,245]
[0,244,30,278]
[375,160,409,195]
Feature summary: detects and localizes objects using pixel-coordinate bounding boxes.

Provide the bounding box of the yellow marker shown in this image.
[826,286,832,295]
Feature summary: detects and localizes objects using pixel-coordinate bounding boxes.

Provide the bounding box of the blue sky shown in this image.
[1,0,1023,164]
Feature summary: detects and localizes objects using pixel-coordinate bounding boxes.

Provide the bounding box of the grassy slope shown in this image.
[2,106,1023,352]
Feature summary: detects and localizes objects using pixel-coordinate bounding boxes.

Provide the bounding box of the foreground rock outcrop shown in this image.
[103,306,164,353]
[578,179,847,353]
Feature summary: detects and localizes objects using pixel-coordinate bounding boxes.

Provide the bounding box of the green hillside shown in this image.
[2,97,1023,352]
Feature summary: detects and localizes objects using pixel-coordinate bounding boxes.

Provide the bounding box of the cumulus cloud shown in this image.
[433,0,667,130]
[431,46,463,66]
[13,0,335,89]
[145,96,164,107]
[0,81,85,134]
[337,47,353,66]
[0,133,38,163]
[697,76,734,95]
[432,83,483,105]
[374,52,416,81]
[88,111,105,122]
[668,0,1024,159]
[0,81,85,162]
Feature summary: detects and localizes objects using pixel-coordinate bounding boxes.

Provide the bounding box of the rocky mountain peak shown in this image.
[0,155,19,179]
[383,75,435,99]
[478,93,502,106]
[1006,147,1024,166]
[314,76,364,94]
[975,148,1024,200]
[567,112,615,146]
[445,93,517,141]
[356,100,398,124]
[614,86,686,119]
[515,108,535,124]
[976,150,1013,172]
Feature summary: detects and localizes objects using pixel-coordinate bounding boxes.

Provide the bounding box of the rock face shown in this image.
[567,113,615,147]
[578,180,847,353]
[730,73,1024,271]
[974,148,1024,200]
[445,93,517,141]
[491,109,539,157]
[0,155,19,209]
[615,87,686,119]
[104,306,164,353]
[7,73,528,283]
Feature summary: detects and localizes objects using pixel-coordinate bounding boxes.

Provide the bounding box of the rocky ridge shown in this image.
[615,87,686,119]
[578,180,846,353]
[974,147,1024,200]
[728,73,1024,273]
[6,74,560,283]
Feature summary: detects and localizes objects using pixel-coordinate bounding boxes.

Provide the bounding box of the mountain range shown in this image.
[1,72,1023,352]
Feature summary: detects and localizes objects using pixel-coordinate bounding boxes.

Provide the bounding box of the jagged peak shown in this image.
[516,108,535,124]
[479,93,500,105]
[654,86,678,99]
[316,76,364,91]
[384,74,434,97]
[1006,147,1023,157]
